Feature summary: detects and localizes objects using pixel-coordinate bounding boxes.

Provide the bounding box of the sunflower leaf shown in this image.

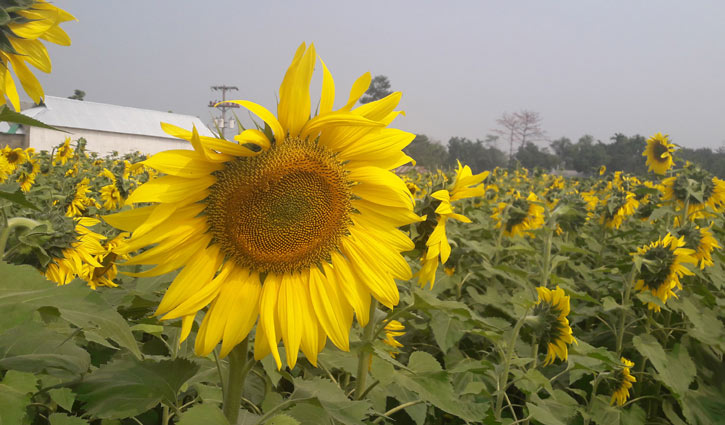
[291,377,371,425]
[74,357,200,419]
[0,262,142,359]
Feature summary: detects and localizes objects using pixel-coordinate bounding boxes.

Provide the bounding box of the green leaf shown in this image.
[0,184,40,210]
[0,105,67,131]
[394,351,488,422]
[526,402,566,425]
[75,357,200,419]
[430,310,465,353]
[291,377,371,425]
[49,387,76,412]
[48,413,90,425]
[0,322,91,378]
[0,262,142,359]
[177,403,230,425]
[0,370,37,425]
[632,334,695,396]
[266,414,301,425]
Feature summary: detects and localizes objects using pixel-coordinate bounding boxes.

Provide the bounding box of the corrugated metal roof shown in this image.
[0,96,214,138]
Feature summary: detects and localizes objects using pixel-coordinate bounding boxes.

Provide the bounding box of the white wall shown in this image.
[28,126,192,156]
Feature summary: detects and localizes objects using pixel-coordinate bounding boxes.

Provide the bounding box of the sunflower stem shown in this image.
[0,217,42,258]
[540,224,553,288]
[223,336,250,424]
[495,309,528,421]
[616,269,635,357]
[354,299,378,400]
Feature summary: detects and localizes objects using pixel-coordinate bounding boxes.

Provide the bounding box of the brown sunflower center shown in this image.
[206,137,352,273]
[652,142,669,162]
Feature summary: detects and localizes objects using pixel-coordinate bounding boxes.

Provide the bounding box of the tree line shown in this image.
[404,133,725,177]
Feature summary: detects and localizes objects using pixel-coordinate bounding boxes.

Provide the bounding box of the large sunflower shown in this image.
[633,233,696,311]
[0,0,75,110]
[106,43,419,368]
[643,132,675,175]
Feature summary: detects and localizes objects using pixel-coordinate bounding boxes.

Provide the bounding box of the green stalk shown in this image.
[616,269,635,357]
[540,225,553,288]
[495,310,528,421]
[222,336,251,424]
[354,300,378,400]
[0,217,41,257]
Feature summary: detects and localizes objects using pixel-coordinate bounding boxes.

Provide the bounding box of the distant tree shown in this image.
[403,134,448,170]
[68,89,85,101]
[360,75,392,104]
[549,137,576,169]
[515,110,546,150]
[447,137,507,173]
[492,110,546,163]
[679,146,725,177]
[492,112,520,159]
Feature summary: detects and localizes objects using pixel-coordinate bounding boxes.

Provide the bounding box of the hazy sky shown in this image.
[37,1,725,149]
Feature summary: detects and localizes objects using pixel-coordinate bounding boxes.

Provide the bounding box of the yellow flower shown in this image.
[105,43,420,368]
[79,233,129,290]
[599,165,606,175]
[633,233,696,311]
[643,132,675,175]
[16,158,40,192]
[533,286,576,366]
[610,357,636,406]
[600,190,639,229]
[677,224,721,270]
[65,177,95,217]
[416,162,487,288]
[662,172,725,221]
[45,218,105,286]
[100,184,123,210]
[0,1,75,110]
[2,146,27,171]
[0,155,13,183]
[54,137,74,165]
[382,320,405,357]
[491,191,545,238]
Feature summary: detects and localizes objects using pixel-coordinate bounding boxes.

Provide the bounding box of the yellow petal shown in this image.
[342,72,371,111]
[220,100,285,143]
[309,266,351,351]
[125,175,213,204]
[278,43,315,137]
[319,57,335,114]
[259,274,282,368]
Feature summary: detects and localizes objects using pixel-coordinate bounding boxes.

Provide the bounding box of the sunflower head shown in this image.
[610,357,636,406]
[531,286,577,366]
[675,224,721,270]
[599,190,639,229]
[643,132,676,175]
[45,217,106,287]
[492,192,545,238]
[106,43,420,369]
[381,320,405,357]
[661,167,725,220]
[633,233,696,311]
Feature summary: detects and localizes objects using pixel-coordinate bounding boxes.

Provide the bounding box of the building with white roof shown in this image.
[0,96,214,156]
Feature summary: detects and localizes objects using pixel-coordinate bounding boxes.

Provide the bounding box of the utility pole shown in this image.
[208,85,239,139]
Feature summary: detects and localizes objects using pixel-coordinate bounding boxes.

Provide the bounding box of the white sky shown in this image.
[37,0,725,149]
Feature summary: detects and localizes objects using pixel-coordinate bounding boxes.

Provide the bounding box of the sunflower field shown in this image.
[1,3,725,425]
